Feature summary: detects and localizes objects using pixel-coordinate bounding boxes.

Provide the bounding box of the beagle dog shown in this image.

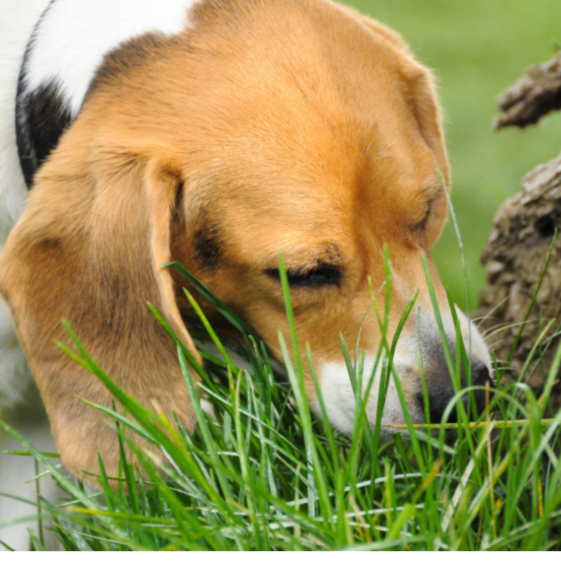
[0,0,493,535]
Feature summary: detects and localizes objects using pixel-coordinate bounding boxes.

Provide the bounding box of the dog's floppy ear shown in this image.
[0,135,199,483]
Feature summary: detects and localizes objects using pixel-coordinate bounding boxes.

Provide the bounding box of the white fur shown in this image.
[0,299,32,411]
[24,0,198,116]
[0,3,59,551]
[0,0,49,244]
[318,356,402,437]
[0,0,52,409]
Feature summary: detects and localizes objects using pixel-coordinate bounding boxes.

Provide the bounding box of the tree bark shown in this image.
[477,52,561,405]
[493,51,561,130]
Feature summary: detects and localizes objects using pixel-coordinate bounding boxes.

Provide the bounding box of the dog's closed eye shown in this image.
[410,186,447,248]
[418,202,432,233]
[265,264,342,288]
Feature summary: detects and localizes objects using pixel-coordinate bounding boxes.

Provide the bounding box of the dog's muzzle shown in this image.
[316,306,493,436]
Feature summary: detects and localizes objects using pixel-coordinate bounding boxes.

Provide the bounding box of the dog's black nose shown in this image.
[417,361,495,424]
[469,362,495,418]
[418,385,459,424]
[471,363,493,386]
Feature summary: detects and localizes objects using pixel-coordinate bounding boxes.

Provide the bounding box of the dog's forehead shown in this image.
[186,113,438,230]
[27,0,439,230]
[175,4,437,208]
[186,150,438,277]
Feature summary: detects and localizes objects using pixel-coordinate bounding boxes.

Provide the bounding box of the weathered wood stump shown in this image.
[493,51,561,131]
[477,52,561,404]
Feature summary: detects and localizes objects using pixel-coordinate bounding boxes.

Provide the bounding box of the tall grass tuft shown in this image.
[2,248,561,550]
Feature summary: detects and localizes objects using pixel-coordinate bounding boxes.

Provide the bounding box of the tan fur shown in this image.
[0,0,453,482]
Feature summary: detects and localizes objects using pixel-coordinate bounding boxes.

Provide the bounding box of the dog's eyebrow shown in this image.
[420,178,444,198]
[270,243,344,271]
[425,170,448,197]
[416,181,445,215]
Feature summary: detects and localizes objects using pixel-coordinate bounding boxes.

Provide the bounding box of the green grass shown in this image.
[346,0,561,308]
[2,239,561,551]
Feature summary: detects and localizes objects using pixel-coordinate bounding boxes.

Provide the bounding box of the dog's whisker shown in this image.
[474,294,511,326]
[482,321,510,338]
[484,318,541,341]
[474,315,501,328]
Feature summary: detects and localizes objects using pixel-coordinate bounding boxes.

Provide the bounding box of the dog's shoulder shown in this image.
[16,0,197,187]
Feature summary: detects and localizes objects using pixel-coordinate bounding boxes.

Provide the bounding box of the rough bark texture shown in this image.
[478,156,561,398]
[493,51,561,130]
[477,52,561,406]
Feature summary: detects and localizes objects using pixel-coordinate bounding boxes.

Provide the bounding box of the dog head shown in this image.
[0,0,492,481]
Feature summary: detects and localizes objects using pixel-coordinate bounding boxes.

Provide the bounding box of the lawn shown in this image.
[347,0,561,308]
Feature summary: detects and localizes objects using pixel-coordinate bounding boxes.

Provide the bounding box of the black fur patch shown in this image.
[16,80,73,188]
[15,4,172,188]
[15,0,72,188]
[194,217,223,269]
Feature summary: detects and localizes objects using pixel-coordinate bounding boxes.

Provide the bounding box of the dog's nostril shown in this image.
[417,363,495,425]
[471,388,489,416]
[471,363,494,387]
[416,391,458,424]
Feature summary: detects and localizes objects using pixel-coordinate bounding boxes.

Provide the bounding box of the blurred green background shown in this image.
[344,0,561,310]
